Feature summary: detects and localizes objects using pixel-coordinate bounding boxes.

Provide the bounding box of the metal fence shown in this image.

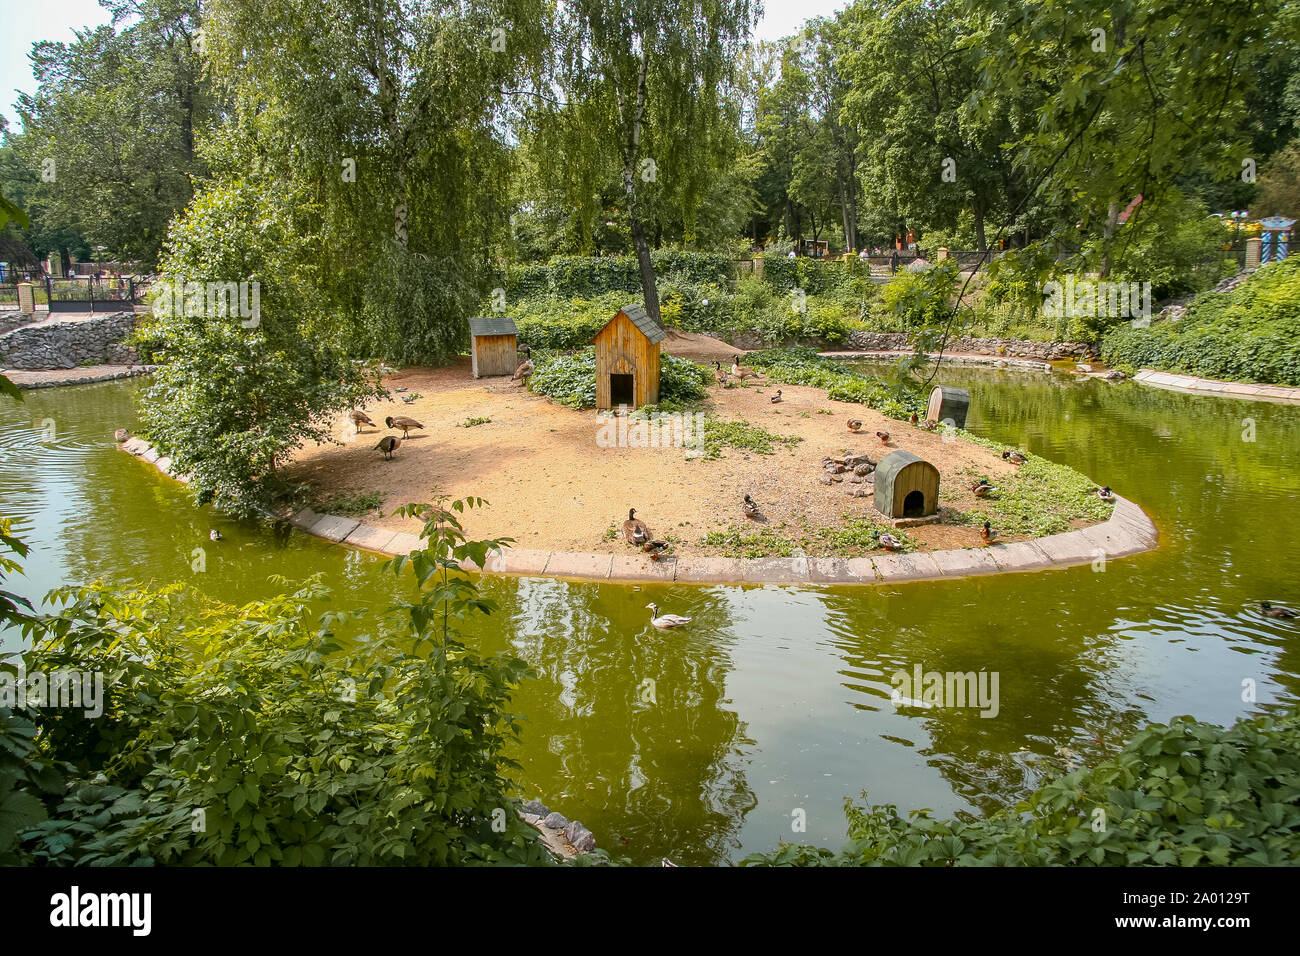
[0,276,145,313]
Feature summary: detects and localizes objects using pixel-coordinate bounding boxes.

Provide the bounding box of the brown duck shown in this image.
[385,415,424,439]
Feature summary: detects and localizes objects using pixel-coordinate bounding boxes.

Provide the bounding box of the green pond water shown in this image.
[1,369,1298,866]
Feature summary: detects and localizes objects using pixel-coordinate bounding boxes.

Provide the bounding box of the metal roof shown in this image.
[468,316,518,337]
[598,303,666,345]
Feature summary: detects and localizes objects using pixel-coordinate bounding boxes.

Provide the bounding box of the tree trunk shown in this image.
[1101,198,1120,278]
[973,204,987,253]
[619,50,660,322]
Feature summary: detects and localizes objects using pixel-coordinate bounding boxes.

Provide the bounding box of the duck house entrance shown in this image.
[610,373,634,407]
[903,490,925,517]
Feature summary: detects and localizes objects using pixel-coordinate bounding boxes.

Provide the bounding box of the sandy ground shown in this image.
[284,347,1047,557]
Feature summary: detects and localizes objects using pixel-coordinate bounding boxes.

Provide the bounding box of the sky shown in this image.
[0,0,849,127]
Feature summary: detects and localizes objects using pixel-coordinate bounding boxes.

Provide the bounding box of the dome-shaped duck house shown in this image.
[874,450,940,519]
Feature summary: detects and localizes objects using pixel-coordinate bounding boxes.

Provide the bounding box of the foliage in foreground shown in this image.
[1103,257,1300,386]
[0,501,559,866]
[526,347,710,409]
[744,705,1300,866]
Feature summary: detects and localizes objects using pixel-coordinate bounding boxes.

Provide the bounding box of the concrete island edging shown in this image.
[1132,368,1300,404]
[118,433,1158,586]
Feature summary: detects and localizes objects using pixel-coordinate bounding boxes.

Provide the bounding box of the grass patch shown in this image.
[459,416,492,427]
[701,419,803,461]
[311,490,383,516]
[700,515,911,557]
[956,433,1112,536]
[745,347,924,420]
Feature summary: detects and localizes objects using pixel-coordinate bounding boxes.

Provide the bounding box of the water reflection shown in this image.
[1,370,1298,864]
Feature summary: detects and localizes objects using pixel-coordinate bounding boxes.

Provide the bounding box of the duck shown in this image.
[971,479,996,498]
[642,540,669,560]
[1002,450,1027,464]
[512,346,534,384]
[876,431,890,444]
[394,386,408,393]
[921,419,939,431]
[209,529,223,541]
[1260,601,1298,619]
[350,409,376,432]
[743,493,759,518]
[731,359,757,380]
[384,415,424,439]
[646,603,692,628]
[623,508,649,545]
[873,531,903,551]
[980,520,993,541]
[375,435,401,460]
[1097,485,1115,502]
[847,419,863,433]
[770,389,782,404]
[909,412,918,426]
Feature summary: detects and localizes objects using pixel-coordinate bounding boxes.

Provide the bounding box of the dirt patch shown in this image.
[660,329,745,363]
[284,358,1048,557]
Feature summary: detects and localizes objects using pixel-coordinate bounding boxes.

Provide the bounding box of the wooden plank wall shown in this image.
[594,312,661,409]
[471,334,518,378]
[892,462,940,515]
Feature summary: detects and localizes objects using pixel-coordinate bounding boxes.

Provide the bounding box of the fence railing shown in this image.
[0,276,146,313]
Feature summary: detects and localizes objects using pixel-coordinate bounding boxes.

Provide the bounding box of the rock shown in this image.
[820,476,834,486]
[113,428,129,442]
[830,475,843,483]
[542,811,569,830]
[1076,363,1093,373]
[847,486,871,497]
[825,463,847,474]
[847,475,862,484]
[1102,369,1125,381]
[844,454,876,469]
[522,799,549,817]
[567,823,596,853]
[853,462,874,476]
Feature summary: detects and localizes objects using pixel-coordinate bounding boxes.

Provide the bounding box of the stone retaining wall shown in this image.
[118,435,1159,586]
[844,331,1087,360]
[0,312,138,370]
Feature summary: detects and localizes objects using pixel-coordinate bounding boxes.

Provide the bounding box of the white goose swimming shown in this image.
[646,603,692,628]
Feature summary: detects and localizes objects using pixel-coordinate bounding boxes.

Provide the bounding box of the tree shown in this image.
[537,0,757,322]
[8,0,213,265]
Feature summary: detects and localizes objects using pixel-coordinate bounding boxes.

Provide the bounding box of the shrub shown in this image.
[1102,257,1300,386]
[743,705,1300,866]
[3,503,562,866]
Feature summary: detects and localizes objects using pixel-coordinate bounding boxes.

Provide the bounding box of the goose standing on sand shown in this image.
[376,435,402,460]
[646,603,692,628]
[513,346,534,384]
[731,359,757,380]
[623,508,649,545]
[714,361,727,385]
[350,410,376,432]
[385,415,424,439]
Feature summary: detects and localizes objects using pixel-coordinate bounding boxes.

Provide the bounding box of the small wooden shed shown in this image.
[593,304,665,410]
[926,385,970,429]
[468,316,519,378]
[874,450,940,519]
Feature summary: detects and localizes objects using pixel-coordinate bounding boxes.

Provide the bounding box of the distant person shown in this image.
[787,250,796,258]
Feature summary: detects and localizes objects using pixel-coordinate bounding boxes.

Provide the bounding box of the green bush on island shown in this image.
[0,504,570,867]
[743,704,1300,866]
[1102,257,1300,386]
[745,348,924,419]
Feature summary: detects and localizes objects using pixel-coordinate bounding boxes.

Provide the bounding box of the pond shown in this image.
[1,368,1298,865]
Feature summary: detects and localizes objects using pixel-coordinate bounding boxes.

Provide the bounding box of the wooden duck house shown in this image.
[593,304,665,410]
[874,450,940,519]
[468,316,519,378]
[926,385,970,429]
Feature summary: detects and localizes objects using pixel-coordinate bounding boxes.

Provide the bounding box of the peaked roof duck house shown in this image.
[468,316,519,378]
[593,304,665,410]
